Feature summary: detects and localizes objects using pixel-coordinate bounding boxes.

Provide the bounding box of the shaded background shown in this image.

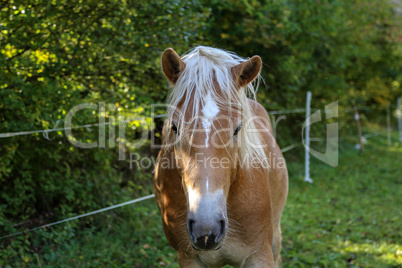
[0,0,401,266]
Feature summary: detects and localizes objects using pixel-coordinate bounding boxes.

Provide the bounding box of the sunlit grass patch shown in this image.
[335,240,402,266]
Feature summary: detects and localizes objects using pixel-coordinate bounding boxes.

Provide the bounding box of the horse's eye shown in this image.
[171,122,178,134]
[234,124,242,136]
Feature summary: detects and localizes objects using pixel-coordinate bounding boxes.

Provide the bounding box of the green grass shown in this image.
[2,130,401,267]
[281,134,402,267]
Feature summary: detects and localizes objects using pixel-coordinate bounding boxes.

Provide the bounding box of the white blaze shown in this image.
[201,92,220,148]
[187,185,224,214]
[188,185,201,210]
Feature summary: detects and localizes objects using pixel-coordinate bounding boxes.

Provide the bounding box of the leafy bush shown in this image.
[0,0,209,262]
[205,0,402,108]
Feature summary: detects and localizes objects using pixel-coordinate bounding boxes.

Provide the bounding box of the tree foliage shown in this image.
[0,0,209,259]
[206,0,402,109]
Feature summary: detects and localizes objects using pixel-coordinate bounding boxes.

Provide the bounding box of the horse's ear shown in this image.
[232,56,262,88]
[161,48,186,85]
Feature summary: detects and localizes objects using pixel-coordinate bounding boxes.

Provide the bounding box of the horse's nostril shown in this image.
[188,219,196,243]
[220,220,225,233]
[215,220,226,243]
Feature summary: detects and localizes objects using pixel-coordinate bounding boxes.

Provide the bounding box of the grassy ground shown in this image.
[3,130,401,267]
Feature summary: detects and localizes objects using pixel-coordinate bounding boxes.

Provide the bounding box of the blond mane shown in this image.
[163,46,267,169]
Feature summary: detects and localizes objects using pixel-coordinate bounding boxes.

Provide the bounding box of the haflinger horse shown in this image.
[154,46,288,267]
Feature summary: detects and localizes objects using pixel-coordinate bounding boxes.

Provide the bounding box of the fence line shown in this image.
[0,114,167,139]
[309,133,381,142]
[0,139,300,240]
[280,142,300,153]
[0,106,383,139]
[0,194,155,240]
[268,108,306,115]
[0,97,399,240]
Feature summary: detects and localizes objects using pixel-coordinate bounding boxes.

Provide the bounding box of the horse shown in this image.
[154,46,288,267]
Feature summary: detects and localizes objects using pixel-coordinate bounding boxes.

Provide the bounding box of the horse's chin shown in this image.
[191,241,223,251]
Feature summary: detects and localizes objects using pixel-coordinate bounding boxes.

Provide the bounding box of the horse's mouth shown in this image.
[190,233,225,251]
[191,239,223,251]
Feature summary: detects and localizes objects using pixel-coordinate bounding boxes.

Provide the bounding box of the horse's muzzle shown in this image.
[187,218,226,251]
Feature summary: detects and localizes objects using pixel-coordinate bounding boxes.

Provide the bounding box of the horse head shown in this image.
[161,47,262,251]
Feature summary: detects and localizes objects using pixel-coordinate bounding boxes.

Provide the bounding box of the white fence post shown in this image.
[354,106,364,154]
[304,91,313,183]
[398,97,402,142]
